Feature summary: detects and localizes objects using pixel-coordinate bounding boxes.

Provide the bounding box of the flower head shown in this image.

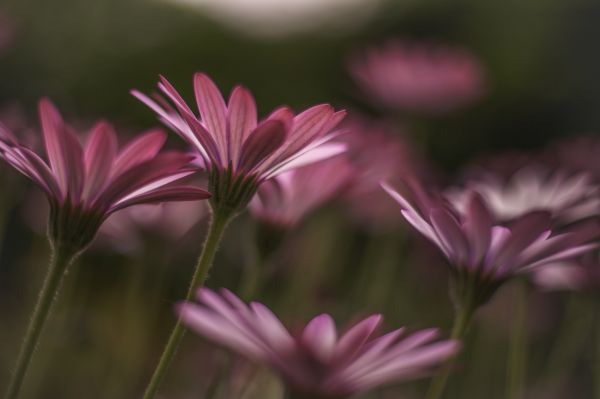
[447,166,600,225]
[349,40,486,114]
[132,73,346,214]
[249,156,354,229]
[0,99,211,252]
[382,180,599,306]
[179,288,460,399]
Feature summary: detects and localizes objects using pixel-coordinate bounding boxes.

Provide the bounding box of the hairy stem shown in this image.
[5,244,76,399]
[142,209,233,399]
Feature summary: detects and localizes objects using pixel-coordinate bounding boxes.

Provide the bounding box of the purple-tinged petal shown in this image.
[493,211,551,269]
[39,99,85,201]
[462,193,492,266]
[334,315,382,365]
[349,340,460,392]
[108,185,211,215]
[178,303,269,361]
[194,73,228,160]
[302,314,338,364]
[430,208,469,265]
[96,152,194,209]
[263,142,346,179]
[83,121,117,201]
[228,85,257,168]
[112,129,166,177]
[238,120,286,173]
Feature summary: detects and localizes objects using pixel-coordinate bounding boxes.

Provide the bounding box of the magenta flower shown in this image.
[132,73,346,214]
[179,288,460,399]
[0,99,211,252]
[349,40,486,114]
[447,166,600,225]
[382,180,599,305]
[249,156,354,228]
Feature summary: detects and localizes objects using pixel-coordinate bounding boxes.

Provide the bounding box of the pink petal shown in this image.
[238,120,286,173]
[108,185,211,215]
[263,141,346,179]
[462,192,492,266]
[334,315,382,365]
[493,211,550,268]
[39,99,85,201]
[228,86,257,168]
[430,208,469,265]
[96,152,194,209]
[194,73,228,161]
[178,303,269,361]
[112,129,166,177]
[301,314,338,364]
[83,121,117,201]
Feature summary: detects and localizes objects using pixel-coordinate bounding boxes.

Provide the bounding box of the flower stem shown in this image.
[507,280,528,399]
[142,209,233,399]
[4,244,76,399]
[426,294,474,399]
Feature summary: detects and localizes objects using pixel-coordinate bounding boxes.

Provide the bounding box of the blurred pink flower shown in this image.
[342,118,431,231]
[0,99,211,251]
[133,73,346,214]
[179,288,460,399]
[97,199,208,254]
[447,166,600,224]
[382,181,599,304]
[349,40,486,114]
[534,251,600,292]
[249,156,353,228]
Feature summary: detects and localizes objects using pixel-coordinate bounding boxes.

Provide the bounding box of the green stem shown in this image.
[426,297,474,399]
[142,209,233,399]
[4,244,76,399]
[507,280,528,399]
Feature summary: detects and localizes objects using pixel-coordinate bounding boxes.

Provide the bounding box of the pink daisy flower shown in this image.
[382,180,598,305]
[349,40,486,114]
[0,98,210,252]
[179,288,460,399]
[132,73,346,214]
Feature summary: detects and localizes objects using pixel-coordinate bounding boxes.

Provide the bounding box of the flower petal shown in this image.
[194,73,228,161]
[83,121,117,201]
[228,85,257,168]
[238,120,286,173]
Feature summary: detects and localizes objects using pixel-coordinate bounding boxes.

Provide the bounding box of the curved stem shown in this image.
[4,244,76,399]
[142,209,233,399]
[507,280,528,399]
[426,294,475,399]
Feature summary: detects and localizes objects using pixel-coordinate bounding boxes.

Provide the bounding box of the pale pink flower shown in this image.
[132,73,346,213]
[342,118,431,231]
[533,252,600,292]
[349,40,486,114]
[179,288,460,399]
[382,180,599,304]
[0,99,211,251]
[249,156,353,228]
[447,166,600,224]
